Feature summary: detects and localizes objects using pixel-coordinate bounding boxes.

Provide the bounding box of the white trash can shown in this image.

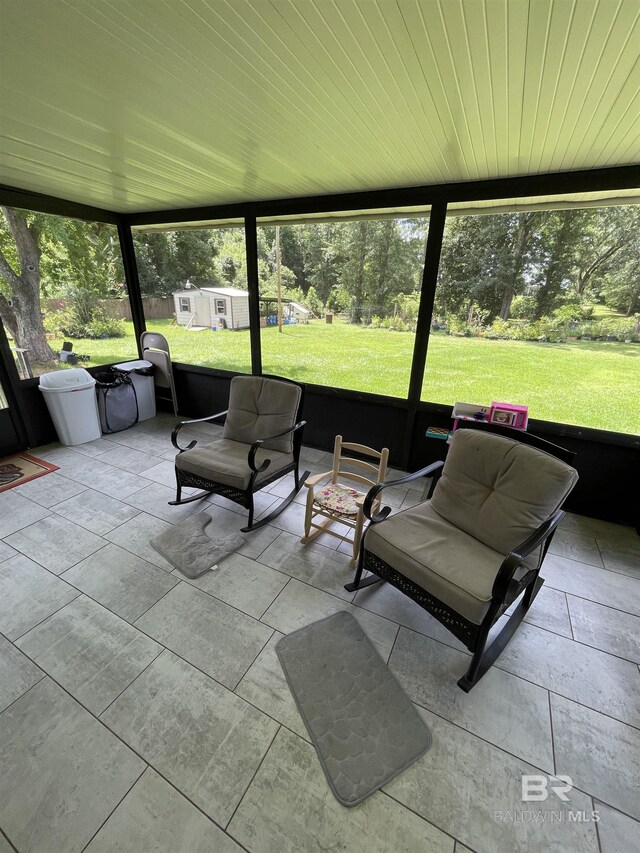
[39,368,101,445]
[114,360,156,421]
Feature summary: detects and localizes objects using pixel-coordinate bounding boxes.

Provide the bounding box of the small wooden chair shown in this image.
[301,436,389,565]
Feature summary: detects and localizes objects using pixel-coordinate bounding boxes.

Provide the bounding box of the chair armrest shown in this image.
[247,421,307,473]
[304,471,332,488]
[363,461,445,523]
[491,510,566,602]
[171,410,228,451]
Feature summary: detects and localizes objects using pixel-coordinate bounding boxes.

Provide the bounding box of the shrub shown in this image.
[43,307,125,339]
[84,315,126,338]
[575,316,639,341]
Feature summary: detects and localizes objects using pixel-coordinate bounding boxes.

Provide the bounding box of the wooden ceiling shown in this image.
[1,0,639,215]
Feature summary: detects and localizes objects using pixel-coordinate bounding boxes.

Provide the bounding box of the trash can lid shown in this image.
[114,360,153,371]
[39,368,96,392]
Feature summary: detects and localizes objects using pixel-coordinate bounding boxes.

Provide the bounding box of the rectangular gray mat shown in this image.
[276,610,431,806]
[150,511,246,578]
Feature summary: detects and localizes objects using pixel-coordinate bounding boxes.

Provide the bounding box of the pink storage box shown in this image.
[489,402,528,430]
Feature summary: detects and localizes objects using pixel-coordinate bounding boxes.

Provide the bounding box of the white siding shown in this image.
[173,294,195,326]
[230,298,250,329]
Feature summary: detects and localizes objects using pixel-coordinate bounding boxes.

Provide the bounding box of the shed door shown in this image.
[194,296,212,327]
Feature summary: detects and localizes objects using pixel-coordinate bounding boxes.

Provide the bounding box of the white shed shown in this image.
[172,287,250,330]
[290,302,310,323]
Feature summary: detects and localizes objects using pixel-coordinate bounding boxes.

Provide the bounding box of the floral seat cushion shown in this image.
[314,482,364,516]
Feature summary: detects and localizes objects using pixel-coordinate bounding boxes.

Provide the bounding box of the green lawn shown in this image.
[42,319,639,434]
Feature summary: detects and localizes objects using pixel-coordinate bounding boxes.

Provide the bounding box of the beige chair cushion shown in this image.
[223,376,301,453]
[176,438,293,491]
[430,429,578,557]
[366,502,505,624]
[365,429,579,625]
[315,482,363,516]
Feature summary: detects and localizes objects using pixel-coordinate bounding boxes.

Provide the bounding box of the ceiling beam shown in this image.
[124,165,640,227]
[0,184,120,224]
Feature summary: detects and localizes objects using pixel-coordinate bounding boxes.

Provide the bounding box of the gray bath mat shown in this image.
[150,511,246,578]
[276,610,431,807]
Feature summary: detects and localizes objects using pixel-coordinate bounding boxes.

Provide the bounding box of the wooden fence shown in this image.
[45,297,174,321]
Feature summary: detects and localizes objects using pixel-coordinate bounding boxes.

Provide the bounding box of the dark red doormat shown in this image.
[0,453,59,493]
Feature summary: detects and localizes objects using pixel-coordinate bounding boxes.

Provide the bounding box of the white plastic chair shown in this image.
[140,331,178,415]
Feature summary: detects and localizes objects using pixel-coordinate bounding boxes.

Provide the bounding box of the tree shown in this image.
[597,210,640,315]
[436,213,533,323]
[0,207,56,364]
[134,230,218,297]
[304,224,344,304]
[529,211,583,319]
[0,207,127,366]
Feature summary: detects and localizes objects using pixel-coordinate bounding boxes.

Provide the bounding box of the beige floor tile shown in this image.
[0,492,50,538]
[235,632,309,741]
[177,551,289,618]
[258,530,356,600]
[0,678,145,853]
[53,489,141,535]
[568,595,640,663]
[0,553,79,640]
[551,694,640,820]
[62,543,178,622]
[595,802,640,853]
[0,634,43,713]
[104,512,175,571]
[14,471,86,507]
[384,706,599,853]
[85,768,242,852]
[261,578,398,661]
[17,596,162,714]
[228,727,454,853]
[135,581,273,689]
[497,621,640,727]
[101,651,278,826]
[5,515,105,574]
[389,627,554,771]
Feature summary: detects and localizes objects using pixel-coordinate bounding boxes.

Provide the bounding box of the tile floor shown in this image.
[1,413,639,853]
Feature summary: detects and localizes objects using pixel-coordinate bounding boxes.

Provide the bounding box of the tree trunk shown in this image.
[375,221,393,303]
[574,242,624,297]
[0,207,56,365]
[500,213,535,321]
[351,222,369,323]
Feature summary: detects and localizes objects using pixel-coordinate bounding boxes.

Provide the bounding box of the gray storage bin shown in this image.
[95,368,139,434]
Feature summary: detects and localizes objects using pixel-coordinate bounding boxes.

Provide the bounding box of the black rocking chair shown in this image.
[346,423,578,691]
[170,374,310,532]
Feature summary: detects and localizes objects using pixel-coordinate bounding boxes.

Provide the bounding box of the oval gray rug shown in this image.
[276,610,431,807]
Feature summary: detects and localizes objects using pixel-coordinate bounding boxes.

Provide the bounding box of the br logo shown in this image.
[522,774,573,802]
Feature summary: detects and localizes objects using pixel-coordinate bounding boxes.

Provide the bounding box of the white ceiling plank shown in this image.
[0,0,637,213]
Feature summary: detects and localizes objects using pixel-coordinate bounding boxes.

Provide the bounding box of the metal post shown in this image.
[244,216,262,375]
[117,221,146,358]
[402,202,448,469]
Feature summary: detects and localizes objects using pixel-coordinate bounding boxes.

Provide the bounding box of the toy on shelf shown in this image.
[425,426,451,440]
[489,401,528,430]
[426,400,529,443]
[451,402,490,432]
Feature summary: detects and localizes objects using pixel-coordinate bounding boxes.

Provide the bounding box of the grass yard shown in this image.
[40,318,639,434]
